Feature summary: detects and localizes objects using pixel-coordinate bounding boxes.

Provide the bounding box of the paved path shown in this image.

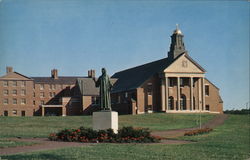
[151,114,228,138]
[0,138,95,156]
[0,114,228,156]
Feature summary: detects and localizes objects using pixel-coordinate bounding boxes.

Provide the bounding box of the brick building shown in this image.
[0,68,100,116]
[0,27,223,116]
[111,27,223,114]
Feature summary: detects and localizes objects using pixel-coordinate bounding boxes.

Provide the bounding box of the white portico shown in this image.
[160,53,206,113]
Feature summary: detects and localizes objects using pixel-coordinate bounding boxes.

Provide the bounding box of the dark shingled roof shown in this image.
[111,57,173,92]
[32,76,85,84]
[77,78,99,96]
[77,78,117,96]
[111,52,206,93]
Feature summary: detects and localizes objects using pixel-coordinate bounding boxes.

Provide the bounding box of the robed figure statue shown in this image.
[95,68,112,110]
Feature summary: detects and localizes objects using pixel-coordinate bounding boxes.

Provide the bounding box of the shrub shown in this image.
[49,126,161,143]
[184,128,213,136]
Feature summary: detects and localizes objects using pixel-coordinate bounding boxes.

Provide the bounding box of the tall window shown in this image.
[21,111,25,116]
[147,83,152,96]
[21,98,26,105]
[205,85,209,96]
[21,89,26,96]
[41,100,45,105]
[4,111,8,116]
[168,96,174,110]
[168,78,174,87]
[33,92,35,97]
[12,90,17,95]
[33,101,36,105]
[92,96,98,105]
[13,98,17,105]
[21,81,26,87]
[40,92,45,98]
[12,81,17,87]
[3,81,8,87]
[40,84,44,90]
[12,110,17,116]
[205,105,210,111]
[3,90,8,96]
[3,99,8,105]
[180,78,184,87]
[180,94,186,110]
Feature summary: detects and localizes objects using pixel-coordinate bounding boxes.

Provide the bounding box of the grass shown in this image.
[0,139,36,148]
[0,113,214,138]
[1,114,249,160]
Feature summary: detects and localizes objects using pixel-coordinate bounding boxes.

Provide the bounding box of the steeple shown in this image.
[168,24,186,60]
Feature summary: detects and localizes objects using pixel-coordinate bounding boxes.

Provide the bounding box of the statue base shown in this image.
[92,111,118,133]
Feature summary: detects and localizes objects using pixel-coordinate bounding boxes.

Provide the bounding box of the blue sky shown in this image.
[0,0,249,110]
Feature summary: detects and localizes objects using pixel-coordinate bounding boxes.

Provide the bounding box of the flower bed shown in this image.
[184,128,213,136]
[49,126,161,143]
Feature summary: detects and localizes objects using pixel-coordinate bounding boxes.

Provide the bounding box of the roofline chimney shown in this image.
[6,66,13,74]
[51,69,58,79]
[88,69,95,78]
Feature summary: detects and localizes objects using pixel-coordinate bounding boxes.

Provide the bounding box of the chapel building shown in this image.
[111,27,223,114]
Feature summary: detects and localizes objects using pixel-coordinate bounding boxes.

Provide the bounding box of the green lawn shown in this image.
[0,113,214,138]
[2,115,249,160]
[0,139,36,148]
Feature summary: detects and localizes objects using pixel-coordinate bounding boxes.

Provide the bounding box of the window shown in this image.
[180,78,184,86]
[40,84,44,90]
[3,90,8,96]
[21,81,26,87]
[12,110,17,116]
[33,92,35,97]
[21,98,26,105]
[12,90,17,95]
[168,78,175,87]
[180,78,189,87]
[53,92,56,97]
[49,92,53,97]
[180,95,186,110]
[168,96,174,110]
[50,84,56,90]
[4,111,8,116]
[3,81,8,87]
[147,83,152,96]
[21,89,26,96]
[205,105,210,111]
[12,81,17,87]
[21,111,25,116]
[33,101,36,105]
[13,98,17,105]
[92,96,97,105]
[40,92,45,98]
[205,85,209,96]
[41,100,45,105]
[3,99,8,105]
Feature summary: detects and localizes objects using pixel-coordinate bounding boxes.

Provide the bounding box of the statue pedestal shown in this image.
[92,111,118,133]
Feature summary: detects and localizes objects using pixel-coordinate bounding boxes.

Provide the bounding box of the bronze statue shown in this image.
[95,68,112,110]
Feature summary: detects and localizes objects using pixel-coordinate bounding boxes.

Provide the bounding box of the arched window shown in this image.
[168,96,174,110]
[180,94,186,110]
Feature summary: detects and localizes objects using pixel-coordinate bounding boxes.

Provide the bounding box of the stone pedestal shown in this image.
[93,111,118,133]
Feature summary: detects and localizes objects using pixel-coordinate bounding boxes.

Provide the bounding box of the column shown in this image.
[177,77,180,111]
[42,106,44,116]
[198,78,202,111]
[161,78,166,111]
[202,77,205,111]
[190,77,193,110]
[165,77,169,111]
